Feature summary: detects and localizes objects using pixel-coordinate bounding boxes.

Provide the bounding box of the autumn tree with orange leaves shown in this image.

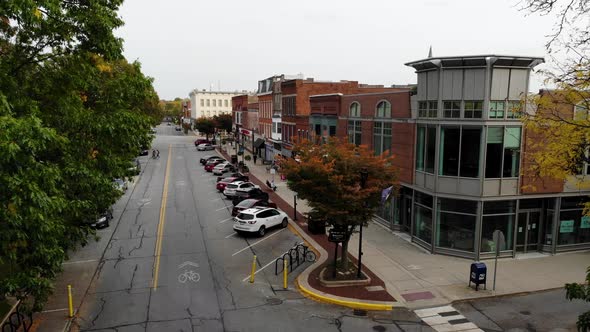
[278,137,398,272]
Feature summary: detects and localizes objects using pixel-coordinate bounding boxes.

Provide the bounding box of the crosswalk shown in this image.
[414,306,483,332]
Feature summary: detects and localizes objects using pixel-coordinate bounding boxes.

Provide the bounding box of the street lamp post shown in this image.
[357,168,368,279]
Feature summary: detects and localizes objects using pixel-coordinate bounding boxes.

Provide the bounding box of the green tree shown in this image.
[213,113,233,133]
[565,266,590,331]
[195,117,216,139]
[0,0,158,311]
[278,137,398,272]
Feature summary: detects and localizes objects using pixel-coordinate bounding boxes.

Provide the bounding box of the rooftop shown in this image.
[405,54,544,71]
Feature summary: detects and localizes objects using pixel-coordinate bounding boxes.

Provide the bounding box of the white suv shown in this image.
[233,207,289,236]
[223,181,258,198]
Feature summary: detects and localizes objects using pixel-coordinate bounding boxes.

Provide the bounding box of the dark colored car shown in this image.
[200,155,224,165]
[139,149,149,156]
[216,177,239,192]
[232,188,270,206]
[204,159,225,172]
[175,126,181,131]
[232,199,277,217]
[87,209,113,229]
[194,139,211,147]
[216,172,249,182]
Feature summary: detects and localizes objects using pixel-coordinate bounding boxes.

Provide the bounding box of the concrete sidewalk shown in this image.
[231,142,590,310]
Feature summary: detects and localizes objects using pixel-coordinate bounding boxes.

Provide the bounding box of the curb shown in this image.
[295,279,394,311]
[449,286,566,306]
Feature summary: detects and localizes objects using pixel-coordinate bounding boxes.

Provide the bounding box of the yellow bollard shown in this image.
[283,260,288,289]
[249,255,257,283]
[67,285,73,318]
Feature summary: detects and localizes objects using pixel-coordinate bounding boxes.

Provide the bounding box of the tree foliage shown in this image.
[565,266,590,331]
[213,113,233,133]
[278,137,398,269]
[0,0,159,311]
[195,117,216,138]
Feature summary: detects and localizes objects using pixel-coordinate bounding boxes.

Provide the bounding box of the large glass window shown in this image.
[200,99,204,106]
[418,101,428,118]
[485,127,521,178]
[507,101,522,118]
[436,198,478,252]
[417,126,437,173]
[419,101,438,118]
[439,127,460,176]
[443,101,460,118]
[350,102,361,117]
[413,191,433,244]
[348,120,362,145]
[489,101,504,118]
[481,200,516,253]
[428,101,438,117]
[464,101,483,119]
[558,209,590,245]
[460,128,481,177]
[374,122,391,156]
[213,99,217,107]
[376,101,391,118]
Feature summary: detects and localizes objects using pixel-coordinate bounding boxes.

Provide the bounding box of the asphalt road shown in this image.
[71,123,431,332]
[455,288,589,332]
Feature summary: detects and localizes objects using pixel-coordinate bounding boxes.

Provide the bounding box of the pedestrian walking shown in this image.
[156,149,160,159]
[152,150,157,159]
[253,154,257,164]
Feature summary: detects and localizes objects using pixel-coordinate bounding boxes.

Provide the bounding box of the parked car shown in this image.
[139,149,149,156]
[232,199,277,217]
[87,208,113,229]
[232,187,270,205]
[194,139,211,147]
[216,177,240,192]
[212,162,236,175]
[200,155,224,165]
[175,126,181,131]
[197,143,215,151]
[223,181,258,198]
[216,172,249,182]
[113,178,128,193]
[204,159,225,172]
[233,207,289,236]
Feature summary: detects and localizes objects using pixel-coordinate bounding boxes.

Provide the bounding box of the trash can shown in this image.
[230,155,238,164]
[469,262,487,291]
[307,215,326,235]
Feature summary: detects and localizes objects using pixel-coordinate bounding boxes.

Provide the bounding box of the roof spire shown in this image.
[428,46,433,58]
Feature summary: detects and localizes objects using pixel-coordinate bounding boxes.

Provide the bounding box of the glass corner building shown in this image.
[374,55,590,259]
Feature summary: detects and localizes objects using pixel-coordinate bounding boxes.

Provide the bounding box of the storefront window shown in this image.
[414,205,432,244]
[544,209,554,246]
[436,198,477,252]
[558,209,590,245]
[481,200,516,253]
[378,196,394,224]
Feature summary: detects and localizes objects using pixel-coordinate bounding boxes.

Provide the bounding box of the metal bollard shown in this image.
[283,260,288,289]
[250,255,257,283]
[67,285,74,318]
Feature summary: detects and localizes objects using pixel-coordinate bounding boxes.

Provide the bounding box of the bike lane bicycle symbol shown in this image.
[177,261,200,284]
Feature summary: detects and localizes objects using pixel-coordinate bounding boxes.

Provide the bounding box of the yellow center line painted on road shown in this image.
[152,144,172,290]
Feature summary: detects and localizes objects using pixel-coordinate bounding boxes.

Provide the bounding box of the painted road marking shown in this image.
[219,217,234,224]
[152,144,172,290]
[41,308,69,313]
[210,198,223,202]
[232,228,285,257]
[215,206,228,211]
[225,232,237,238]
[414,305,483,332]
[62,259,98,265]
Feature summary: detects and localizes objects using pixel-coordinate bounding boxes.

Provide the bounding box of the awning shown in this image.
[253,138,265,149]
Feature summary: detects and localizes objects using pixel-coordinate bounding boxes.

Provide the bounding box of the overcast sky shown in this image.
[116,0,556,100]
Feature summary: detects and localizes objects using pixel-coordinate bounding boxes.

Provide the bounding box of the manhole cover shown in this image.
[372,325,386,332]
[353,309,368,316]
[266,297,283,305]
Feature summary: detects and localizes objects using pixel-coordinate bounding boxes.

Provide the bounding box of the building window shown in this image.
[428,101,438,117]
[418,101,438,118]
[418,101,428,117]
[224,100,228,107]
[443,101,460,118]
[348,120,362,145]
[373,122,391,156]
[375,101,391,118]
[219,99,222,107]
[283,96,296,116]
[439,126,482,178]
[558,197,590,246]
[464,101,483,119]
[439,127,460,176]
[481,201,516,253]
[485,127,521,178]
[460,128,482,177]
[489,101,504,119]
[213,99,217,107]
[200,99,204,106]
[206,99,210,107]
[507,101,522,118]
[350,102,360,117]
[436,198,477,252]
[413,191,433,245]
[416,126,436,173]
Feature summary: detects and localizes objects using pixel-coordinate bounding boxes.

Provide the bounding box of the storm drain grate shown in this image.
[372,325,386,332]
[266,297,283,306]
[353,309,368,316]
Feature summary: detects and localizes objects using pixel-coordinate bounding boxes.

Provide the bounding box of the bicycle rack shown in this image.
[1,301,33,332]
[274,243,311,275]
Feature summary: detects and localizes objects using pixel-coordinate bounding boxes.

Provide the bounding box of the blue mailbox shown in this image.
[469,262,487,291]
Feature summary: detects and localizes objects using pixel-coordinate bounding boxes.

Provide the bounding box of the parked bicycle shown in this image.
[296,242,317,262]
